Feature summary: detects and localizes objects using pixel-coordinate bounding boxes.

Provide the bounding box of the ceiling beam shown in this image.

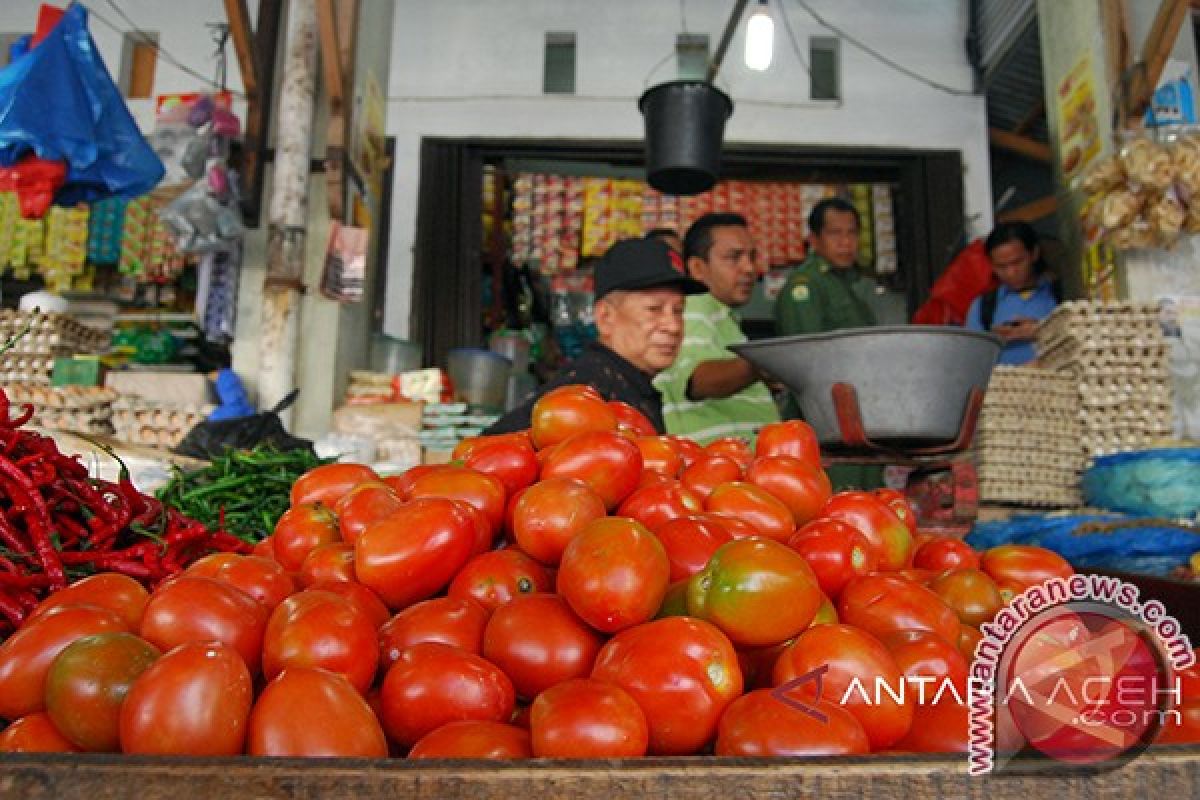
[223,0,256,100]
[989,127,1052,163]
[998,194,1058,223]
[1125,0,1190,119]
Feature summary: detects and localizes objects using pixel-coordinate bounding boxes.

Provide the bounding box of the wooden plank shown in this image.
[1125,0,1190,119]
[998,195,1058,223]
[315,0,358,220]
[988,128,1052,163]
[222,0,257,100]
[238,0,282,228]
[2,750,1199,799]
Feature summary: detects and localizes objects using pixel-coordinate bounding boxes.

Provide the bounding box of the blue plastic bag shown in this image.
[1082,448,1200,519]
[966,513,1200,576]
[0,4,164,203]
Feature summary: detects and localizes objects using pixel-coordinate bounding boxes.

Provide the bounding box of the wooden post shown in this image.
[259,0,318,426]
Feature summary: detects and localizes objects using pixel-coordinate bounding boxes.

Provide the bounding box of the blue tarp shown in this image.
[0,4,164,203]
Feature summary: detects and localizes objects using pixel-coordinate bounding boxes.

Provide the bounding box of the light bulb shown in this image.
[744,2,774,72]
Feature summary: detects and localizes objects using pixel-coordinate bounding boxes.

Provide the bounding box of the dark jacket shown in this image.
[485,341,666,434]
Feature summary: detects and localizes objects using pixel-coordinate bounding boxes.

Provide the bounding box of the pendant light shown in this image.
[744,0,774,71]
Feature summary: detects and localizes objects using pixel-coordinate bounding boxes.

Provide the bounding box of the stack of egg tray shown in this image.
[5,384,117,435]
[977,365,1086,508]
[112,394,213,450]
[1037,302,1174,458]
[0,310,110,384]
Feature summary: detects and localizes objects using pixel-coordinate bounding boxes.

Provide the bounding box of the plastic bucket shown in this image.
[446,347,512,411]
[370,335,422,375]
[489,331,531,374]
[638,81,733,196]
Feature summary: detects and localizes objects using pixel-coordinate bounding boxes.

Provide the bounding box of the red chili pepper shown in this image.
[0,572,53,589]
[0,591,24,629]
[0,457,64,590]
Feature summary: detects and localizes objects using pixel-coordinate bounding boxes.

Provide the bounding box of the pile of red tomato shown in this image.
[1,383,1198,758]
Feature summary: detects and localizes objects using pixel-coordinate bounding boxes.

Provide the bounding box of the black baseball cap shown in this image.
[594,237,707,300]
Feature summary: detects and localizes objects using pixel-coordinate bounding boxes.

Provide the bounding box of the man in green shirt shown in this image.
[775,197,882,489]
[776,197,877,335]
[654,213,781,445]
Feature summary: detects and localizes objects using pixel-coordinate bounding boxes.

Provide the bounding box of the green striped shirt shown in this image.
[654,293,781,445]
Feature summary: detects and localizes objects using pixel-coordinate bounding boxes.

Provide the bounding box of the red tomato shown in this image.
[464,436,540,497]
[773,624,914,751]
[893,567,938,585]
[482,593,603,700]
[556,516,670,633]
[252,536,276,559]
[979,544,1074,592]
[510,477,607,565]
[704,437,754,471]
[248,667,388,757]
[1178,651,1200,700]
[755,420,821,466]
[530,678,649,758]
[821,491,913,571]
[119,641,252,755]
[139,576,269,675]
[787,518,877,598]
[453,431,532,462]
[687,537,822,647]
[892,696,969,752]
[654,515,734,582]
[837,574,961,645]
[882,629,968,694]
[616,481,704,534]
[262,590,379,693]
[28,573,148,631]
[958,624,983,662]
[736,639,793,691]
[667,435,705,469]
[447,548,553,614]
[591,617,743,755]
[0,604,127,721]
[382,464,444,500]
[635,435,682,478]
[44,632,160,751]
[408,720,532,759]
[297,542,356,586]
[378,596,490,668]
[355,497,479,610]
[290,462,380,507]
[1156,700,1200,745]
[540,430,643,510]
[912,537,981,573]
[681,454,743,499]
[531,385,616,449]
[409,466,508,541]
[700,511,760,539]
[873,487,918,535]
[379,642,515,747]
[309,580,391,630]
[608,400,657,437]
[812,596,839,626]
[272,502,340,572]
[929,568,1004,627]
[715,690,869,756]
[745,455,832,526]
[704,481,794,542]
[0,711,80,752]
[334,481,405,546]
[185,553,296,609]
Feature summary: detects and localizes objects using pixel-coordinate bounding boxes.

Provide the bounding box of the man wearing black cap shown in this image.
[485,237,706,434]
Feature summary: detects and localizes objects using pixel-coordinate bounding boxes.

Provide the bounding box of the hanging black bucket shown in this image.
[638,81,733,196]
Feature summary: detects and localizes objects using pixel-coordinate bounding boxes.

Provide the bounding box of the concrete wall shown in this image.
[384,0,992,338]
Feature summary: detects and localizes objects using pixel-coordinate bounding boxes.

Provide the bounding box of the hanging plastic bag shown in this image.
[0,4,165,203]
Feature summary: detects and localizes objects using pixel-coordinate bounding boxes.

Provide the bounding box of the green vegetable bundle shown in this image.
[157,446,330,544]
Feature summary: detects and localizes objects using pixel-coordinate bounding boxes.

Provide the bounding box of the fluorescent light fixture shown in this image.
[744,0,774,71]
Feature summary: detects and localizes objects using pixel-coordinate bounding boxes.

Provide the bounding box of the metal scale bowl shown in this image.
[732,326,1003,536]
